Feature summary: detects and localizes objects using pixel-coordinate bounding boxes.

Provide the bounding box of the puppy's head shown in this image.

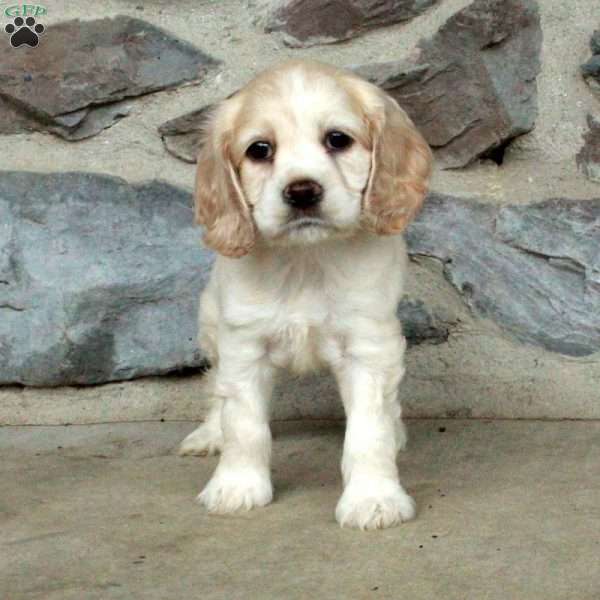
[195,60,433,257]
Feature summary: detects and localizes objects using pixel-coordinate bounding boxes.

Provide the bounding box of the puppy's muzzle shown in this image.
[282,179,323,210]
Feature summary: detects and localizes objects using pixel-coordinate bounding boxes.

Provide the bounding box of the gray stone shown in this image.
[356,0,542,168]
[256,0,439,47]
[0,16,219,140]
[581,55,600,79]
[0,171,454,387]
[47,101,133,141]
[158,104,214,164]
[576,114,600,183]
[397,298,454,346]
[2,172,598,388]
[352,60,429,89]
[406,194,600,356]
[0,97,41,134]
[0,172,213,387]
[591,30,600,55]
[581,33,600,94]
[166,0,541,169]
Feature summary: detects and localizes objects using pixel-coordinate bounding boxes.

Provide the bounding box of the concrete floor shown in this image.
[1,420,599,600]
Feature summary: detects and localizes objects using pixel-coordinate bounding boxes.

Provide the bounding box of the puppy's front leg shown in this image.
[198,330,275,514]
[334,330,415,530]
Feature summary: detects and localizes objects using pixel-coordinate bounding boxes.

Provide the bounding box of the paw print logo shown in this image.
[5,16,45,48]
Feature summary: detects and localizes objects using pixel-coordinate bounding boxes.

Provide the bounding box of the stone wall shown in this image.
[1,0,599,424]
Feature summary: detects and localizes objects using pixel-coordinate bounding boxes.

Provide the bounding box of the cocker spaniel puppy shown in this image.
[179,59,433,530]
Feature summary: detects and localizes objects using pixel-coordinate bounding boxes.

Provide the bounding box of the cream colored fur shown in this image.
[179,59,432,530]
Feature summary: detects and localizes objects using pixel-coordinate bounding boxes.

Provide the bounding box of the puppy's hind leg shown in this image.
[179,369,224,457]
[179,286,224,457]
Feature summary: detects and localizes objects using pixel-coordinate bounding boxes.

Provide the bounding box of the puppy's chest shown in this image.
[264,294,343,374]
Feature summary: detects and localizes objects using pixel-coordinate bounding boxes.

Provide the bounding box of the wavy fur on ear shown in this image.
[361,91,433,235]
[195,104,256,258]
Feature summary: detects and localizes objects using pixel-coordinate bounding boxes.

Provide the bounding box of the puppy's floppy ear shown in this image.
[194,101,255,258]
[361,88,433,235]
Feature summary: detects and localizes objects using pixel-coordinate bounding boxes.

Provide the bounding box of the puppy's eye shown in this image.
[246,141,274,161]
[324,130,353,152]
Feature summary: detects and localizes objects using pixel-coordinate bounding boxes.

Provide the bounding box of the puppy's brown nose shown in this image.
[282,179,323,209]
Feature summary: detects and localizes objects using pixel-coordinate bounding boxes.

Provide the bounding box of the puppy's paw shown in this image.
[179,423,223,456]
[335,478,415,530]
[198,468,273,514]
